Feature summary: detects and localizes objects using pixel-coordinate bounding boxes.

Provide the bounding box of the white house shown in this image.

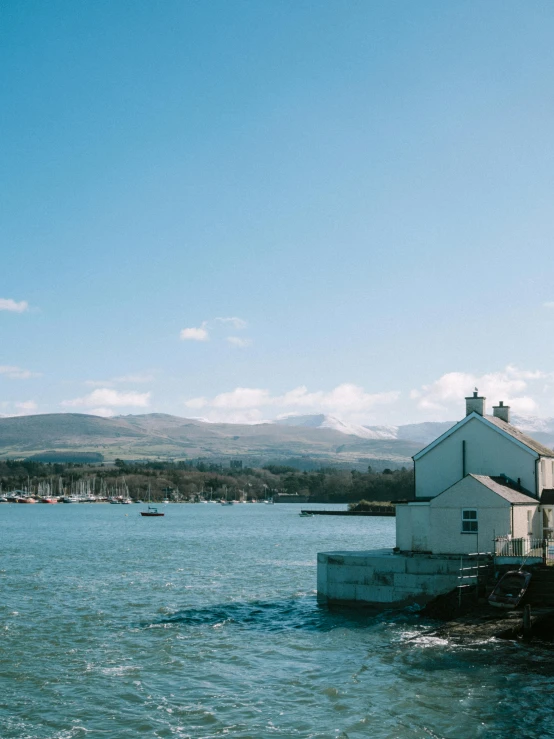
[396,391,554,555]
[317,391,554,608]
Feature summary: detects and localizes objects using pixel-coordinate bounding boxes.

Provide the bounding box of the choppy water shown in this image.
[1,503,554,739]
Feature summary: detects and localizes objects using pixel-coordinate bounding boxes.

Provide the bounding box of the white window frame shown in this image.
[461,508,478,533]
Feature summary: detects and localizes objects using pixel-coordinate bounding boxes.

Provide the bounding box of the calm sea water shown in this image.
[1,503,554,739]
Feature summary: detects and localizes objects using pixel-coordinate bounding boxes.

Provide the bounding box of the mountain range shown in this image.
[0,411,552,468]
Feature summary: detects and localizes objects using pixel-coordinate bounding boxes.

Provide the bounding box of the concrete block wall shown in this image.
[317,550,465,607]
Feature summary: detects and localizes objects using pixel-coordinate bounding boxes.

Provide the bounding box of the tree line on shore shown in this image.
[0,458,414,503]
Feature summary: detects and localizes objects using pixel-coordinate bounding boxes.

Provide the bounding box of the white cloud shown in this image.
[0,365,41,379]
[226,336,252,348]
[410,365,554,419]
[0,399,38,417]
[180,317,248,343]
[184,396,208,410]
[184,383,400,423]
[15,400,37,413]
[180,323,209,341]
[211,387,272,409]
[543,301,554,309]
[89,407,116,418]
[0,298,29,313]
[216,317,247,329]
[62,388,151,409]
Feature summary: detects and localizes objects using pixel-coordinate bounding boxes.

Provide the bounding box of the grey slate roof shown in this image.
[470,474,538,504]
[484,415,554,458]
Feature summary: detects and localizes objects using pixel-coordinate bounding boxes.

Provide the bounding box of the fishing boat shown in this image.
[299,511,313,517]
[488,570,532,609]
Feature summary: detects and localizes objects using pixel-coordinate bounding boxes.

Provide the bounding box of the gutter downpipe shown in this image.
[535,457,540,499]
[462,440,466,478]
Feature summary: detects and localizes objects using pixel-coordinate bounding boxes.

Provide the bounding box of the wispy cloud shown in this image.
[0,365,41,379]
[543,301,554,309]
[16,400,37,412]
[0,399,38,417]
[226,336,252,348]
[185,383,399,424]
[85,372,155,387]
[180,322,209,341]
[0,298,29,313]
[216,317,247,329]
[62,388,151,410]
[180,317,249,343]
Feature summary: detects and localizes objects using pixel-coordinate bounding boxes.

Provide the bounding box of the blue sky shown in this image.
[2,1,554,425]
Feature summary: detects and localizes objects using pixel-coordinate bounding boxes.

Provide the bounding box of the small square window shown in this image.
[462,509,478,533]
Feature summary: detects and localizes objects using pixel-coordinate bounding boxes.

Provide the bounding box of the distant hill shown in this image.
[276,413,554,448]
[0,412,421,468]
[276,414,456,445]
[1,411,552,468]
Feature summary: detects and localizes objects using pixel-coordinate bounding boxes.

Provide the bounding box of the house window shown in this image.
[462,509,478,533]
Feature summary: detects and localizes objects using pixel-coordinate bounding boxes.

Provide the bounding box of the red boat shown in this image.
[488,570,532,609]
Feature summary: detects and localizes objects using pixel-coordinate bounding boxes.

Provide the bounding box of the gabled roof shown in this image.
[430,474,538,505]
[413,412,554,461]
[484,416,554,457]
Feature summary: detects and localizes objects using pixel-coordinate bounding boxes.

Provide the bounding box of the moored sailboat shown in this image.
[140,485,164,517]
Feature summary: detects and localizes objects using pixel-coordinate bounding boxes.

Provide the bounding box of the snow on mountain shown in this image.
[271,413,554,446]
[273,414,396,440]
[511,415,554,434]
[274,414,453,442]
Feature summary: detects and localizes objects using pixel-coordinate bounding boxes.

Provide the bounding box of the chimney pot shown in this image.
[493,401,510,424]
[465,390,486,416]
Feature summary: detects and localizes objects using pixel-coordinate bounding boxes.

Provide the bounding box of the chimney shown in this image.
[493,400,510,424]
[465,388,486,416]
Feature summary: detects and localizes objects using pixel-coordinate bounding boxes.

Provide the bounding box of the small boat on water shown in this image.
[299,511,313,517]
[140,486,164,517]
[141,506,164,517]
[488,570,532,609]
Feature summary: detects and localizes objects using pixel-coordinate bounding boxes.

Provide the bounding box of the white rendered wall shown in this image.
[512,504,539,539]
[427,477,531,554]
[415,416,537,499]
[396,503,430,552]
[540,458,554,490]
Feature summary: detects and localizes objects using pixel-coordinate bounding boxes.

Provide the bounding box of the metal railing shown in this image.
[457,552,493,605]
[494,536,554,562]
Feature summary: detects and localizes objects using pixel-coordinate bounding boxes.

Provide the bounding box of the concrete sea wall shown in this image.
[317,549,468,607]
